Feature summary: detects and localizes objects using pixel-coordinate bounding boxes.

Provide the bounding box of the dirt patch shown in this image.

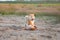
[0,16,60,40]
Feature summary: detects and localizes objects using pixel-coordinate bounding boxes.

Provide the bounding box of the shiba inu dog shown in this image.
[25,13,37,30]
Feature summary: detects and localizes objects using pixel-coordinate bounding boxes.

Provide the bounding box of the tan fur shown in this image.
[25,13,37,30]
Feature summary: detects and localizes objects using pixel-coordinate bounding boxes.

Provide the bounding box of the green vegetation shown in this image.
[0,3,60,24]
[0,11,60,24]
[0,1,60,4]
[0,0,60,4]
[0,11,60,16]
[0,3,60,16]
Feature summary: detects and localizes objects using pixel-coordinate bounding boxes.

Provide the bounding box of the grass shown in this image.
[0,3,60,24]
[35,12,60,24]
[0,1,60,4]
[0,11,60,24]
[0,12,28,16]
[0,3,60,7]
[0,3,60,13]
[0,11,60,17]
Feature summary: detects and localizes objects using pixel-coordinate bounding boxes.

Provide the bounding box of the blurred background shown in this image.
[0,0,60,16]
[0,0,60,27]
[0,0,60,40]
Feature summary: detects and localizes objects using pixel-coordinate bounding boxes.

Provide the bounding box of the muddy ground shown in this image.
[0,16,60,40]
